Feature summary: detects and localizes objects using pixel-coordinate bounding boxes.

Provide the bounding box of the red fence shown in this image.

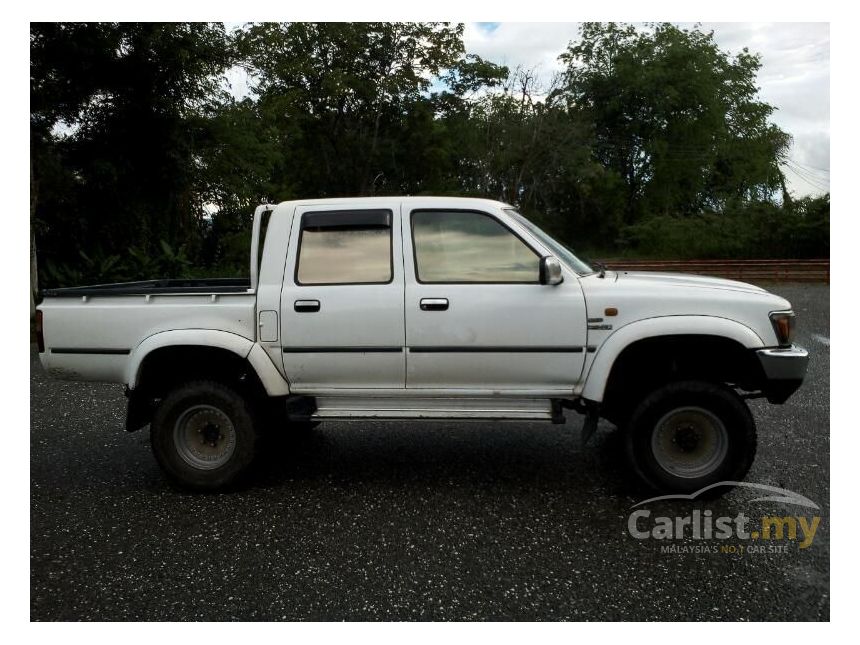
[596,258,830,283]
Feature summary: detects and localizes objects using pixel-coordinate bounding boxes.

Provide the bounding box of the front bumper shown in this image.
[755,345,809,403]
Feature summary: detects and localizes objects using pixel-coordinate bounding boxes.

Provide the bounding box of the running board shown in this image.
[294,396,561,422]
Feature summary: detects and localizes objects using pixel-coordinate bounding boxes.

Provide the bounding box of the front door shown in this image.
[280,202,405,391]
[403,206,588,392]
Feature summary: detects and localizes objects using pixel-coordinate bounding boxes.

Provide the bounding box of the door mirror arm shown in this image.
[539,256,564,285]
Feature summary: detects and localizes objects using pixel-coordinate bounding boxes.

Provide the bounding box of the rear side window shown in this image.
[411,210,540,283]
[296,209,393,285]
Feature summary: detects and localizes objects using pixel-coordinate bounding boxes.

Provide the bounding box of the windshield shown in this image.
[505,210,595,276]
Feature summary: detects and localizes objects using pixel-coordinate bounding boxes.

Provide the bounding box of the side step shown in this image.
[292,396,561,422]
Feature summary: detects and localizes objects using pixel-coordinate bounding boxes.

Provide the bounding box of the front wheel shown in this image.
[622,380,757,495]
[150,381,257,491]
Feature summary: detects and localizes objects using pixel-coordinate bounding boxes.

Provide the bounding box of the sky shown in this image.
[223,22,830,198]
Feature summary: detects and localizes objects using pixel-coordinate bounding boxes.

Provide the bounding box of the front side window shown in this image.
[296,210,392,285]
[411,210,540,283]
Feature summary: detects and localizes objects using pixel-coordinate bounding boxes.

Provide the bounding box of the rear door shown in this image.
[280,202,405,391]
[403,206,588,392]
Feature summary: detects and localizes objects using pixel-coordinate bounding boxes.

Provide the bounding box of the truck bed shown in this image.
[38,278,257,384]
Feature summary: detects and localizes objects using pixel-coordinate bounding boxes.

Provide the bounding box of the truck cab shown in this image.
[37,197,809,492]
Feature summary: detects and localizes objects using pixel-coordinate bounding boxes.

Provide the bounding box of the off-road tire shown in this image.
[150,380,257,491]
[622,380,757,495]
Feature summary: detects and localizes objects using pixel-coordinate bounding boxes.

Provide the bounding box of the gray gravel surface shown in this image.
[30,283,829,621]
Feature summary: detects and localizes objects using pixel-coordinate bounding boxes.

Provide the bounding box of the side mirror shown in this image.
[539,256,564,285]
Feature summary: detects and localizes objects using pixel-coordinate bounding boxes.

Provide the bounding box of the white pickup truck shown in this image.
[36,197,808,492]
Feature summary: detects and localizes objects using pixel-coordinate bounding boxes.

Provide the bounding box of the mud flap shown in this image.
[580,403,600,447]
[125,389,154,432]
[285,395,318,422]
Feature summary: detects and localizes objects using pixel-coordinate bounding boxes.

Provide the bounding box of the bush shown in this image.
[41,240,194,288]
[617,196,829,259]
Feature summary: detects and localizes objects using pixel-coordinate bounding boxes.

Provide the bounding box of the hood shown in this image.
[614,270,768,295]
[579,269,792,348]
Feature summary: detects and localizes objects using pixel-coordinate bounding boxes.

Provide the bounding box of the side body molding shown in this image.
[581,316,765,403]
[126,329,290,396]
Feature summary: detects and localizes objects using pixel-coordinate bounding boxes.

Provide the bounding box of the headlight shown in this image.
[769,311,796,347]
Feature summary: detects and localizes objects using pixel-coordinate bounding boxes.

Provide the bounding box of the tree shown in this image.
[557,23,791,223]
[235,22,501,197]
[31,23,124,303]
[31,22,233,277]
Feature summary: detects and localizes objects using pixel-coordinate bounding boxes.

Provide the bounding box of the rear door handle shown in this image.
[420,298,449,311]
[294,299,320,313]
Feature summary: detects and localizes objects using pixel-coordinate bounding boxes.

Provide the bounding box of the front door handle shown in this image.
[294,299,320,313]
[420,298,449,311]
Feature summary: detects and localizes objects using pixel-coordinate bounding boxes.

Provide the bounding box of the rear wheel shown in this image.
[622,380,757,495]
[150,381,257,491]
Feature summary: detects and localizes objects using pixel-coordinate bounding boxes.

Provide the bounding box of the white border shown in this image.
[6,0,848,637]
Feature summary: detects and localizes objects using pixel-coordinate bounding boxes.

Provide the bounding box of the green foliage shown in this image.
[234,22,502,197]
[557,22,792,225]
[31,22,233,278]
[618,196,830,259]
[43,240,195,287]
[31,21,828,290]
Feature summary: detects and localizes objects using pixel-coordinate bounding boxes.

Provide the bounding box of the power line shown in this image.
[783,162,829,193]
[785,167,829,193]
[784,159,830,188]
[787,157,830,175]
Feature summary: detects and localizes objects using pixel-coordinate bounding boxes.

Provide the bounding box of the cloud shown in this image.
[222,65,255,99]
[693,23,830,194]
[463,22,577,84]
